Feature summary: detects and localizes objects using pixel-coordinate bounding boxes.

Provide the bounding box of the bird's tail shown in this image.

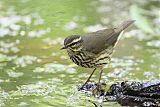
[115,20,135,33]
[106,20,135,47]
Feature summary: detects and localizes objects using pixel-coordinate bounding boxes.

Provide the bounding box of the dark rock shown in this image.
[77,81,160,107]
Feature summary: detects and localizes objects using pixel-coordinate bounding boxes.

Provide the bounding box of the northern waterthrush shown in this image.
[61,20,134,89]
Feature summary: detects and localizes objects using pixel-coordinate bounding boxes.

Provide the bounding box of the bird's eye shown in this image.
[76,42,80,46]
[72,42,77,45]
[70,42,80,48]
[70,42,77,47]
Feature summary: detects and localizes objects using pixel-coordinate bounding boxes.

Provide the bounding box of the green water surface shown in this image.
[0,0,159,107]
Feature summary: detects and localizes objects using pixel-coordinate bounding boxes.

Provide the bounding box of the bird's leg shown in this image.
[97,69,103,90]
[98,69,103,84]
[80,68,96,89]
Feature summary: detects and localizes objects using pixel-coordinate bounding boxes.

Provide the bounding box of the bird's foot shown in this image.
[77,81,106,97]
[79,85,84,90]
[79,82,89,90]
[91,82,106,97]
[80,82,89,90]
[79,80,95,90]
[96,83,101,91]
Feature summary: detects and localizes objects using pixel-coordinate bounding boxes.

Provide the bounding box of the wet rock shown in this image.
[78,81,160,107]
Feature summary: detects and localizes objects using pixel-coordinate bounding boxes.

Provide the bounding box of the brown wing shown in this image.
[82,28,118,54]
[82,20,135,54]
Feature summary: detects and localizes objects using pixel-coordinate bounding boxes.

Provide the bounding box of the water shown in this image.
[0,0,159,107]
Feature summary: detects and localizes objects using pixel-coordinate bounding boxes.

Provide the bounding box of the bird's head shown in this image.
[61,35,83,51]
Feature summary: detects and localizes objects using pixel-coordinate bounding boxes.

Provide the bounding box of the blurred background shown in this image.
[0,0,159,107]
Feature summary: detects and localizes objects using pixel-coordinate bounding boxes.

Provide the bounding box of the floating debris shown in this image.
[33,17,44,25]
[18,102,29,107]
[33,63,76,74]
[84,24,105,32]
[108,68,128,78]
[143,71,155,80]
[28,28,50,38]
[64,21,78,31]
[13,55,39,67]
[0,54,17,62]
[104,57,144,78]
[0,9,50,38]
[0,91,9,107]
[66,94,81,105]
[6,69,24,78]
[15,82,56,96]
[97,6,112,13]
[0,0,159,107]
[43,37,63,46]
[124,29,149,41]
[31,99,40,104]
[0,79,4,83]
[147,40,160,48]
[0,40,20,53]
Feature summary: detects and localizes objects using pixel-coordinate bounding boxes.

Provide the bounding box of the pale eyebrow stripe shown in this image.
[66,37,81,46]
[72,37,81,43]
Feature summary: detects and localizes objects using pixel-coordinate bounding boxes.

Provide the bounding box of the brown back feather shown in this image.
[82,20,135,54]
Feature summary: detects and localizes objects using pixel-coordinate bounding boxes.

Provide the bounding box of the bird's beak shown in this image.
[61,46,67,50]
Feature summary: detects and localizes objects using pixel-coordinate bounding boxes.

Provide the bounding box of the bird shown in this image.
[61,20,135,89]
